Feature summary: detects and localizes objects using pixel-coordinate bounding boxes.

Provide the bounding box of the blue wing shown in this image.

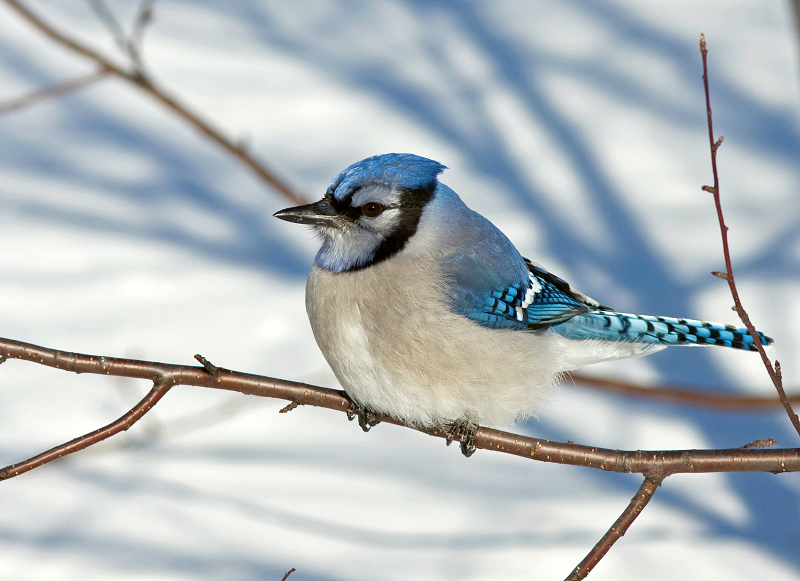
[450,256,773,351]
[451,258,605,331]
[522,261,605,329]
[459,278,536,329]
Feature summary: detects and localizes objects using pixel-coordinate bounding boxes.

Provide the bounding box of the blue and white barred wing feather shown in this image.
[456,259,602,331]
[523,261,601,328]
[522,261,668,365]
[460,277,538,329]
[454,261,598,331]
[555,311,773,351]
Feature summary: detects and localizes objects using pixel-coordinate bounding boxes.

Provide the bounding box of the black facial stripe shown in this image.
[344,183,435,272]
[329,185,363,215]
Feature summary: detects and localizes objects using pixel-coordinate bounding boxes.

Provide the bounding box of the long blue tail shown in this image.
[553,311,773,352]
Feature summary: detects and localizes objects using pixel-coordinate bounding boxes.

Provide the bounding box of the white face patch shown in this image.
[358,207,401,234]
[350,185,400,208]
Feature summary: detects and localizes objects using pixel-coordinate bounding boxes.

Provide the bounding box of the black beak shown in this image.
[273,198,339,227]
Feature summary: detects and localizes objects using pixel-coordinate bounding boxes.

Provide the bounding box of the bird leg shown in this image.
[346,400,381,432]
[444,416,478,457]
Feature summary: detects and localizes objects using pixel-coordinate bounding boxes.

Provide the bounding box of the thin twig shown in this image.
[279,400,301,413]
[570,373,800,411]
[130,0,157,53]
[742,438,777,449]
[564,477,662,581]
[700,34,800,437]
[85,0,155,75]
[0,69,110,115]
[280,568,296,581]
[2,0,307,206]
[0,337,797,482]
[194,353,222,381]
[0,378,172,480]
[85,0,132,61]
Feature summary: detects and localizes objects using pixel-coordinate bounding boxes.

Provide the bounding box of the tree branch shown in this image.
[1,337,798,483]
[85,0,134,65]
[0,377,171,480]
[2,0,307,206]
[570,373,800,411]
[564,477,662,581]
[700,34,800,438]
[130,0,158,51]
[0,69,110,115]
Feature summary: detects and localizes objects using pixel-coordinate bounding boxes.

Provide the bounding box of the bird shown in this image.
[274,153,773,456]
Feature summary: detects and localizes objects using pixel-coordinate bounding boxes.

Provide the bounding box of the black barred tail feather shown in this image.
[554,311,773,352]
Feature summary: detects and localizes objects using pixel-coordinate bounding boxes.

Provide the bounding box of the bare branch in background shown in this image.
[3,0,307,206]
[130,0,158,55]
[700,34,800,438]
[0,336,797,483]
[85,0,134,64]
[84,0,157,75]
[570,373,800,411]
[0,69,109,115]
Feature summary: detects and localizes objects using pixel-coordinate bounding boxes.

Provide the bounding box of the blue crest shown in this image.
[327,153,447,201]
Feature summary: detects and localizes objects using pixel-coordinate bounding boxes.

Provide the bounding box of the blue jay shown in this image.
[275,153,773,455]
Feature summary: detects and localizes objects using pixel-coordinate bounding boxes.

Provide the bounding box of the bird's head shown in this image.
[274,153,446,272]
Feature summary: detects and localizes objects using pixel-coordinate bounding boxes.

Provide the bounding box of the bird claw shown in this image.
[444,417,478,457]
[347,401,381,432]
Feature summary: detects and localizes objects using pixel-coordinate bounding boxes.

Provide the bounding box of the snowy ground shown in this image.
[1,1,799,579]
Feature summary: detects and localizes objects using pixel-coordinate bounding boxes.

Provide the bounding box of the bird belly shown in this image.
[305,259,571,428]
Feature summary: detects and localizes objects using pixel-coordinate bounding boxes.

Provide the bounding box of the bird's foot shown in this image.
[346,400,381,432]
[444,417,478,457]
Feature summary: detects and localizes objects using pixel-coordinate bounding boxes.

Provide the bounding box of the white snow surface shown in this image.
[1,1,799,579]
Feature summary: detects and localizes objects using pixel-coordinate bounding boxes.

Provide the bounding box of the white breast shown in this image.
[305,255,586,428]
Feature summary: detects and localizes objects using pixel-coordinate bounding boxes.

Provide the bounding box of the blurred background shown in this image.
[0,1,799,579]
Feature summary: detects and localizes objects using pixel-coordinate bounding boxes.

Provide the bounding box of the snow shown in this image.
[0,1,799,579]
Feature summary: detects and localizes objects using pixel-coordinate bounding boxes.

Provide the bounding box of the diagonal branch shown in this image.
[564,477,662,581]
[1,336,798,483]
[0,69,110,115]
[2,0,307,206]
[0,378,172,480]
[699,34,800,438]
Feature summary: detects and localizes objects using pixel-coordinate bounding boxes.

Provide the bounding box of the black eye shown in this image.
[362,202,383,218]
